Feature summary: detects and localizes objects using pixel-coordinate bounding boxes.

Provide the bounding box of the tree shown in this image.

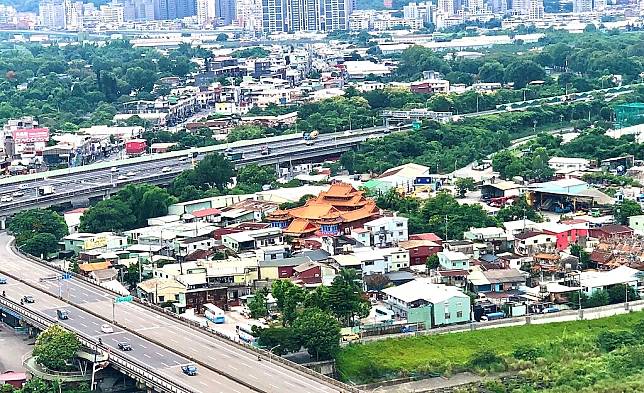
[115,184,177,228]
[193,153,235,192]
[227,125,266,142]
[33,325,80,371]
[504,60,546,88]
[293,308,341,361]
[454,177,476,197]
[216,33,228,42]
[248,288,269,319]
[587,289,610,308]
[614,199,642,225]
[236,165,276,192]
[328,269,370,326]
[478,61,505,83]
[607,284,640,304]
[21,233,59,258]
[79,199,136,233]
[363,274,390,291]
[252,326,301,355]
[271,280,304,326]
[303,286,330,312]
[125,67,157,92]
[8,209,68,243]
[495,196,542,223]
[426,254,440,270]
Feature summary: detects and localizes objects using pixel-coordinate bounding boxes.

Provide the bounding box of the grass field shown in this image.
[336,311,644,384]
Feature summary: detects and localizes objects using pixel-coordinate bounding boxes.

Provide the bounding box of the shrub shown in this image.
[513,344,544,361]
[597,330,637,352]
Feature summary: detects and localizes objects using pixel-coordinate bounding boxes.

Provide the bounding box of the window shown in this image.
[445,312,451,319]
[457,310,463,318]
[158,295,165,302]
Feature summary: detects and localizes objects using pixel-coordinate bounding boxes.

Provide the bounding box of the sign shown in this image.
[12,128,50,144]
[61,273,72,280]
[83,236,108,251]
[412,120,422,130]
[114,295,133,304]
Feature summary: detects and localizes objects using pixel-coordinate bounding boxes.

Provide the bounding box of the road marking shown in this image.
[79,323,88,328]
[143,353,151,359]
[155,352,164,357]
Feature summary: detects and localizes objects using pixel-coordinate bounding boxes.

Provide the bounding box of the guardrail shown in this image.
[9,240,361,393]
[0,296,193,393]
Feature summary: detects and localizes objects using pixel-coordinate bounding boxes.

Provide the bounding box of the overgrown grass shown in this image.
[336,311,644,384]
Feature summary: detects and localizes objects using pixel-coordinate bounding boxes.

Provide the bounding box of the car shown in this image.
[110,167,119,172]
[341,333,360,343]
[181,365,198,376]
[117,175,128,181]
[12,191,24,198]
[22,295,35,303]
[39,274,60,282]
[126,171,136,177]
[100,324,114,333]
[224,147,233,153]
[0,277,7,284]
[0,195,13,202]
[117,342,132,351]
[162,166,172,173]
[56,309,69,320]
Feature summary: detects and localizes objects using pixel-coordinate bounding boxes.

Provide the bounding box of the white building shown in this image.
[548,157,590,172]
[39,0,66,29]
[579,265,641,296]
[335,246,410,276]
[437,251,470,270]
[363,216,409,247]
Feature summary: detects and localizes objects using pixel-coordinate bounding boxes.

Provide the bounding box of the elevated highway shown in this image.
[0,233,358,393]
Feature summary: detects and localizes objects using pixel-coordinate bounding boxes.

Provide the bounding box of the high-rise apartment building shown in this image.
[39,0,67,29]
[437,0,454,15]
[262,0,350,33]
[154,0,197,20]
[572,0,603,13]
[215,0,236,24]
[236,0,262,31]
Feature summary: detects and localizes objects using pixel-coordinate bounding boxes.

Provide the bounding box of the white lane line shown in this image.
[155,352,164,357]
[227,364,239,371]
[79,323,88,328]
[143,353,151,359]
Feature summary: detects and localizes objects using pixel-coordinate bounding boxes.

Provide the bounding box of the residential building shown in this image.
[513,231,556,256]
[468,268,526,301]
[548,157,590,172]
[62,232,128,254]
[221,227,283,253]
[292,261,337,287]
[175,236,214,258]
[214,0,236,24]
[576,265,641,296]
[382,278,470,327]
[399,239,442,266]
[261,0,351,33]
[589,225,634,240]
[155,0,197,20]
[137,278,186,304]
[463,226,511,253]
[410,71,450,94]
[363,216,409,248]
[258,256,311,280]
[539,221,589,251]
[437,251,470,270]
[39,0,66,29]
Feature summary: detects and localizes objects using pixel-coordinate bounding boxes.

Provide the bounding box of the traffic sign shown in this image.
[61,273,72,280]
[114,295,133,304]
[412,120,422,130]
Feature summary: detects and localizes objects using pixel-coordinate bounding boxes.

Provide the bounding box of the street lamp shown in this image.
[268,344,281,363]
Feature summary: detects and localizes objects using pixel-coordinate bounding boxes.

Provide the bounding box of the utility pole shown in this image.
[444,215,448,240]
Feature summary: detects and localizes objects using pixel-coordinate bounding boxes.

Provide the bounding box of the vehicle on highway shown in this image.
[260,146,270,155]
[126,171,136,177]
[56,309,69,320]
[1,195,13,202]
[224,147,233,153]
[38,186,54,196]
[117,342,132,351]
[12,191,24,198]
[117,175,127,181]
[111,167,119,172]
[39,274,60,282]
[181,365,198,376]
[162,166,172,172]
[22,295,35,303]
[100,324,114,333]
[303,130,319,140]
[0,277,7,284]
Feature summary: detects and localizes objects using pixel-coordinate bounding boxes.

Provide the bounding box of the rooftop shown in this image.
[382,278,469,304]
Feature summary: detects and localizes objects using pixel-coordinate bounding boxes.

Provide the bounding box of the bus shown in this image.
[373,306,395,323]
[236,323,262,346]
[204,303,225,324]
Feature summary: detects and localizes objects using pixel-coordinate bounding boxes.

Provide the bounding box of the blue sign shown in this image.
[61,273,72,280]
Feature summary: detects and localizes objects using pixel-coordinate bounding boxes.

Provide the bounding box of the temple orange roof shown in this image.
[321,182,359,197]
[285,218,318,235]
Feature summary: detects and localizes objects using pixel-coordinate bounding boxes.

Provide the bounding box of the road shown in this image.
[0,127,389,215]
[0,233,344,393]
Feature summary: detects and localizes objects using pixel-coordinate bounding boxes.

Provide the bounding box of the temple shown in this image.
[267,182,380,237]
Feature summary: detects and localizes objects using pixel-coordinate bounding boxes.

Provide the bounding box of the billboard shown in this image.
[12,128,50,143]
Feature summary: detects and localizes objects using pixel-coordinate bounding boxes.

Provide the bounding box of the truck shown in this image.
[225,151,244,161]
[480,311,506,321]
[303,130,319,140]
[38,186,54,196]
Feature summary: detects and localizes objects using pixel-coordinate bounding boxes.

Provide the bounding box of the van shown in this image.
[57,309,69,320]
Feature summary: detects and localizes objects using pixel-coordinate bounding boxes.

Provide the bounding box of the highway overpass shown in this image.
[0,127,390,222]
[0,233,358,393]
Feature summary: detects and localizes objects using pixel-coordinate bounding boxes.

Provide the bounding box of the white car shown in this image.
[126,171,136,177]
[110,167,119,172]
[12,191,24,197]
[0,195,13,202]
[100,324,114,334]
[117,175,128,181]
[162,166,172,173]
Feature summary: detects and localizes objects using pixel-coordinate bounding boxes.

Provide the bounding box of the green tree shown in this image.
[363,274,390,291]
[426,254,440,270]
[227,125,266,142]
[115,184,177,228]
[607,284,639,304]
[8,209,68,243]
[293,308,341,361]
[125,67,157,92]
[193,153,235,192]
[79,199,136,233]
[587,289,610,308]
[614,199,642,225]
[21,233,59,258]
[478,61,505,83]
[236,164,276,192]
[495,196,542,223]
[328,269,370,326]
[216,33,228,42]
[271,280,305,326]
[248,288,269,319]
[303,286,330,312]
[454,177,476,197]
[504,60,546,88]
[252,326,301,355]
[33,325,80,371]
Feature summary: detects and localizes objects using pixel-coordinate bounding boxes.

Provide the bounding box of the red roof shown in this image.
[192,208,222,218]
[437,269,469,277]
[65,207,88,214]
[409,233,442,242]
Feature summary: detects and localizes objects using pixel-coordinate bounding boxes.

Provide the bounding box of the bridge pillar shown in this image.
[0,216,5,230]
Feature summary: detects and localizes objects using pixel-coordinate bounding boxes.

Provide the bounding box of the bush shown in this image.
[512,344,544,361]
[597,330,637,352]
[469,350,506,371]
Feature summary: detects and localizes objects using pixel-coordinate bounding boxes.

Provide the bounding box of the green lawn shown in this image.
[336,311,644,384]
